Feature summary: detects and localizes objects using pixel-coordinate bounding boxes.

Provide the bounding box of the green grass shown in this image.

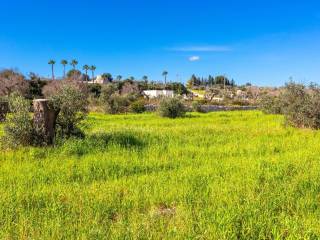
[1,111,320,239]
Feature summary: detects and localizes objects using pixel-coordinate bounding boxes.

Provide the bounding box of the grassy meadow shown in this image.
[1,111,320,239]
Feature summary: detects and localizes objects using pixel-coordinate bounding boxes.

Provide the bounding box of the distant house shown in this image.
[143,90,174,99]
[91,75,108,84]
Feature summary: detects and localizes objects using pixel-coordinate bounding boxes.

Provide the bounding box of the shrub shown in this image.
[104,94,130,114]
[0,101,9,122]
[1,93,34,148]
[158,97,186,118]
[192,101,204,113]
[260,82,320,129]
[231,99,250,106]
[259,95,282,114]
[131,100,146,113]
[0,69,28,97]
[280,83,311,128]
[100,84,118,101]
[87,83,102,98]
[47,82,88,138]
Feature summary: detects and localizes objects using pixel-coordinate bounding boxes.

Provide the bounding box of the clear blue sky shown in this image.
[1,0,320,86]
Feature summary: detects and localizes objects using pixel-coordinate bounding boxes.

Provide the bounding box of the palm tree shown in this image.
[70,59,78,70]
[61,60,68,79]
[70,59,78,80]
[129,76,135,81]
[48,60,56,80]
[83,65,90,82]
[90,65,96,83]
[142,75,148,82]
[116,75,122,81]
[101,73,112,83]
[162,71,168,86]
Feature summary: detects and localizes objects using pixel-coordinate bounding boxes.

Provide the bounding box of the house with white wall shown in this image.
[143,90,174,99]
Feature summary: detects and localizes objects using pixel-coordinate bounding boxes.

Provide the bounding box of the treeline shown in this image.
[187,74,236,88]
[0,69,188,100]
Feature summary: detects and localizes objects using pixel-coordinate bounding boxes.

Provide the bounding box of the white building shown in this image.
[143,90,174,99]
[95,75,109,84]
[87,75,109,84]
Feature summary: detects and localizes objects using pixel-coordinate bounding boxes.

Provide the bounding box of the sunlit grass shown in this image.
[1,111,320,239]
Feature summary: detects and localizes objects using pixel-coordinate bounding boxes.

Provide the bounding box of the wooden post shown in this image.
[33,99,58,145]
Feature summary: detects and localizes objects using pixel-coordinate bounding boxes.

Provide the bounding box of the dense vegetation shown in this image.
[259,82,320,129]
[1,111,320,239]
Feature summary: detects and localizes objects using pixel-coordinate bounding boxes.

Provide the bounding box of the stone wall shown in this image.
[198,105,257,113]
[144,104,257,113]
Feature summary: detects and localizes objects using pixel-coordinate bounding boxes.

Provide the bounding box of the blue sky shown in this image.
[1,0,320,86]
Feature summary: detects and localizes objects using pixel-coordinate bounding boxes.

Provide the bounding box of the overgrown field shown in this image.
[1,111,320,239]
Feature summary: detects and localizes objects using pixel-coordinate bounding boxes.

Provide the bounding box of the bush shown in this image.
[130,100,146,113]
[261,82,320,129]
[47,82,88,138]
[104,94,130,114]
[259,95,282,114]
[280,83,313,128]
[1,93,34,148]
[87,83,102,98]
[100,85,140,114]
[192,101,204,113]
[0,101,9,122]
[158,97,186,118]
[0,69,28,97]
[231,99,250,106]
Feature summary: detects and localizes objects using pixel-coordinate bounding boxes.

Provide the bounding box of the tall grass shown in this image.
[1,111,320,239]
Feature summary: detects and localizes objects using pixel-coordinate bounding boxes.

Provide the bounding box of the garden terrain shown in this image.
[1,111,320,239]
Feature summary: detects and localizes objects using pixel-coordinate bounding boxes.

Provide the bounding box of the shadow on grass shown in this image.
[60,131,145,157]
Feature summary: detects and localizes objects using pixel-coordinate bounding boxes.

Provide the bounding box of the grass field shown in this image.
[1,111,320,239]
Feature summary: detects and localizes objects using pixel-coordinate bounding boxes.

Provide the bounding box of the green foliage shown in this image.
[259,95,282,114]
[100,84,140,114]
[158,97,186,118]
[66,69,81,79]
[261,82,320,129]
[1,112,320,238]
[104,94,130,114]
[87,83,102,98]
[187,74,235,88]
[27,77,47,99]
[49,83,88,138]
[130,100,146,113]
[1,93,33,147]
[192,101,204,113]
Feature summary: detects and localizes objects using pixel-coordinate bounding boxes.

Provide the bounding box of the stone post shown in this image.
[0,101,9,122]
[33,99,59,145]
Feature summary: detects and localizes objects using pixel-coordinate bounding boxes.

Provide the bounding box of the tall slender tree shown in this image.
[83,65,90,82]
[70,59,78,70]
[90,65,96,83]
[116,75,122,81]
[61,60,68,79]
[48,60,56,80]
[142,75,148,82]
[162,71,168,86]
[70,59,78,80]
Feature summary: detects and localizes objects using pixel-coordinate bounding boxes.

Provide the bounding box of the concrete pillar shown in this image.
[0,101,9,122]
[33,99,59,145]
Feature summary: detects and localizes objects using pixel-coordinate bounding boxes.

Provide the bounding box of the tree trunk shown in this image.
[52,65,55,81]
[33,99,59,145]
